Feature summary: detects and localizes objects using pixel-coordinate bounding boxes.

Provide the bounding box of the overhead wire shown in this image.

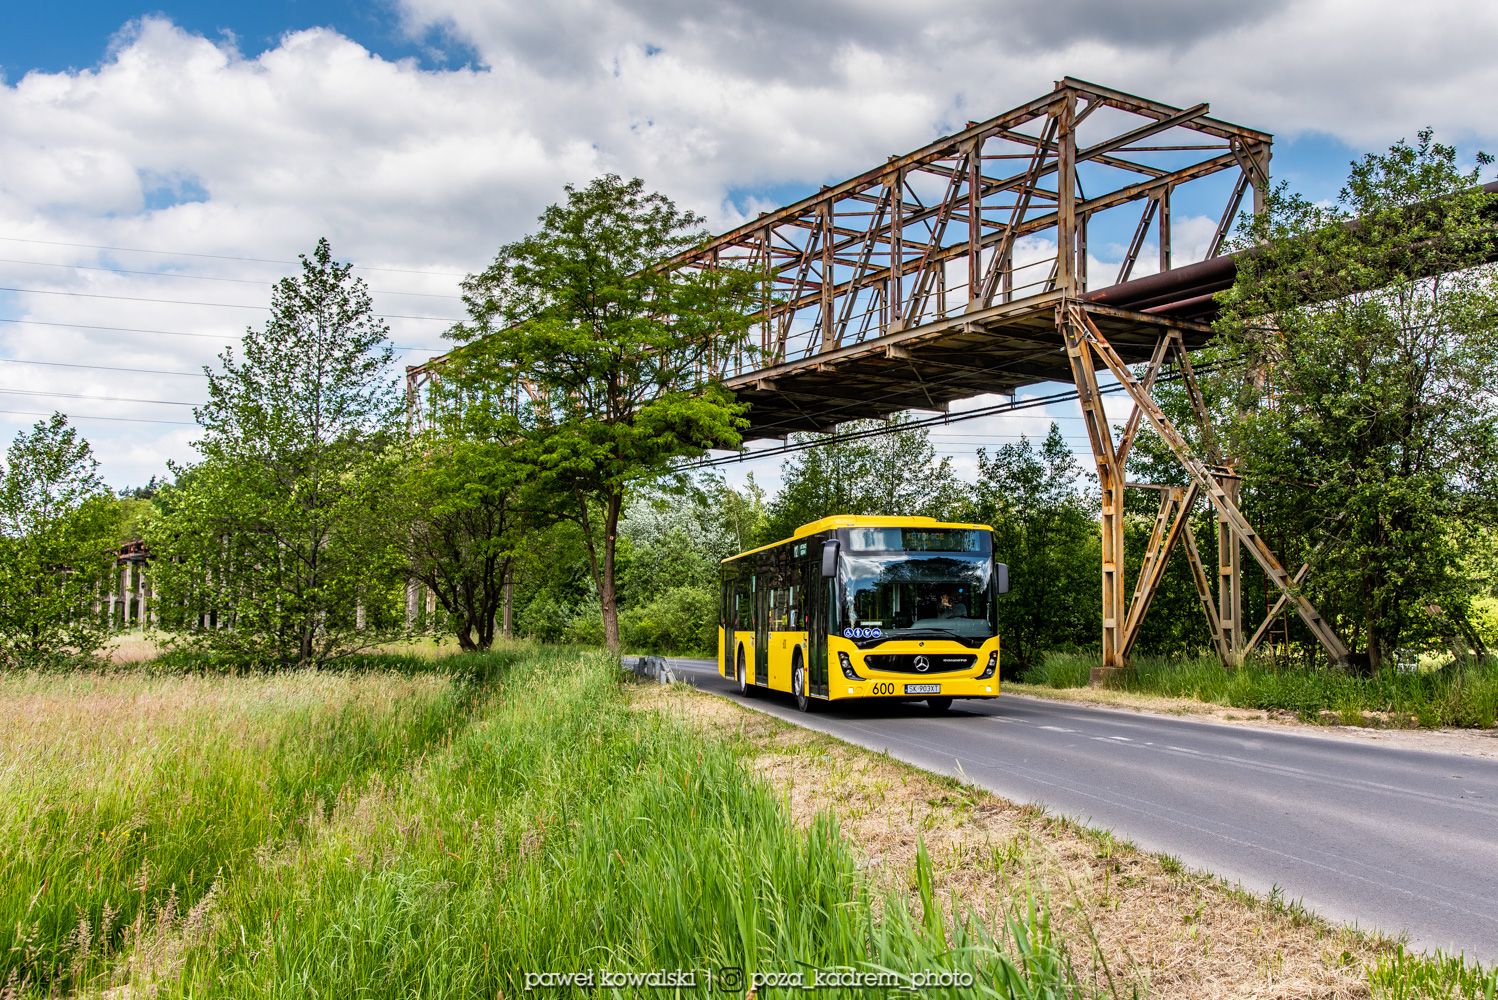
[0,317,449,352]
[0,388,197,406]
[687,367,1202,469]
[0,358,206,377]
[0,285,462,322]
[0,408,196,426]
[0,235,470,277]
[0,256,465,300]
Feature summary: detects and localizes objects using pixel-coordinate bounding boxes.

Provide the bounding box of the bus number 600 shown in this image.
[870,682,896,696]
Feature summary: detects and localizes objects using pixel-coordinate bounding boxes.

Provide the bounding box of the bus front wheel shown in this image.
[792,654,817,713]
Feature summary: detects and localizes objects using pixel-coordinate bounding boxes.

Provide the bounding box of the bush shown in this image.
[621,584,716,655]
[518,594,572,642]
[561,598,605,646]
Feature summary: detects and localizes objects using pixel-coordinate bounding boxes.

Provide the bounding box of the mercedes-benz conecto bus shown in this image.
[718,516,1010,712]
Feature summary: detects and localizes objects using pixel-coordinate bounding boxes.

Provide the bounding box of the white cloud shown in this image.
[0,1,1495,487]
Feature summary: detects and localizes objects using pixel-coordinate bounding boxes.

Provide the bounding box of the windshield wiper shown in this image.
[895,626,969,638]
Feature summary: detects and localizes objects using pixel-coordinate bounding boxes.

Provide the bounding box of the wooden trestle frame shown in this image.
[1062,305,1349,678]
[407,77,1354,680]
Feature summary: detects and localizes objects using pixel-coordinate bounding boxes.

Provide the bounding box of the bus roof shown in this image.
[721,514,997,563]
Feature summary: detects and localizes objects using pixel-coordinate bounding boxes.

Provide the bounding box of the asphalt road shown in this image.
[661,657,1498,961]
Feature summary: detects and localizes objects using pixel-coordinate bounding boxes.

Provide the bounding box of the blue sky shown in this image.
[0,0,479,78]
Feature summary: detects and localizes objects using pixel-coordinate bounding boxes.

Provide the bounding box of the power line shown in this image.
[0,285,461,322]
[0,408,196,426]
[0,235,470,278]
[689,371,1193,469]
[0,388,198,406]
[0,256,464,300]
[0,317,449,352]
[0,358,207,377]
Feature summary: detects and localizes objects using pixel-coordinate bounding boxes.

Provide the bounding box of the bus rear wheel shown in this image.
[927,697,953,713]
[737,647,754,698]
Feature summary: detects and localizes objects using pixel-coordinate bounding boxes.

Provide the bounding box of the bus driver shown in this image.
[937,588,967,619]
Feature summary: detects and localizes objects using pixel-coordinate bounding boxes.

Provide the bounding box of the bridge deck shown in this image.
[730,254,1230,439]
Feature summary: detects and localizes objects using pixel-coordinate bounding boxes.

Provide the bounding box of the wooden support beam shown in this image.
[1116,330,1174,468]
[1217,465,1244,665]
[1061,305,1126,679]
[1120,483,1200,658]
[1182,518,1230,660]
[1071,306,1351,664]
[1244,561,1310,658]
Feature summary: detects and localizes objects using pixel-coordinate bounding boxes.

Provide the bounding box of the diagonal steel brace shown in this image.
[1070,305,1350,664]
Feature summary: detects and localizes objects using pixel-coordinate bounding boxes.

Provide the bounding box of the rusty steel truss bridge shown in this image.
[409,77,1360,679]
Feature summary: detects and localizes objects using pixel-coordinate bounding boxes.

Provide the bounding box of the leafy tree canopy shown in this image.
[1207,132,1498,667]
[449,175,760,649]
[0,413,119,665]
[150,238,407,666]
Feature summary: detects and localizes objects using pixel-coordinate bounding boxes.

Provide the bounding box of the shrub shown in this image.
[621,584,716,655]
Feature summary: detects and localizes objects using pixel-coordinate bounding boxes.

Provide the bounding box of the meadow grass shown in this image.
[1023,651,1498,729]
[0,655,511,995]
[164,648,1083,998]
[8,647,1087,998]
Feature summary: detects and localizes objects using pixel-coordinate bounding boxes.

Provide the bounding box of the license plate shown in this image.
[904,684,940,695]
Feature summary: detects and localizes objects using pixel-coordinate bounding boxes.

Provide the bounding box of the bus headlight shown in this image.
[838,652,859,679]
[977,651,997,680]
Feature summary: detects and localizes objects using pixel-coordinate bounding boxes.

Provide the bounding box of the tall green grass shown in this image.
[1023,652,1498,728]
[0,658,507,994]
[152,649,1084,998]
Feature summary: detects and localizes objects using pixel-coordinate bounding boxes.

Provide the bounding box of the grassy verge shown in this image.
[14,647,1088,998]
[0,654,504,994]
[1021,652,1498,729]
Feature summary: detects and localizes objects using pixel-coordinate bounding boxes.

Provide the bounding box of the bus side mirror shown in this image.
[995,562,1009,595]
[820,540,840,578]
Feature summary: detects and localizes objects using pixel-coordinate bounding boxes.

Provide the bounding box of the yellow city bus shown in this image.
[718,515,1009,712]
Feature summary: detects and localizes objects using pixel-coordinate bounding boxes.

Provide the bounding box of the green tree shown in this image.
[0,413,119,665]
[450,175,759,649]
[395,436,534,651]
[150,239,406,665]
[973,423,1099,671]
[763,417,967,542]
[1210,132,1498,668]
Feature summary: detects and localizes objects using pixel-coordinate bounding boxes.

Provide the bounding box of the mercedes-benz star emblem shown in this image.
[914,655,930,672]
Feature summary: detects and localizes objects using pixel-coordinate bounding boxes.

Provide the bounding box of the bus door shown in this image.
[806,542,828,697]
[753,570,769,686]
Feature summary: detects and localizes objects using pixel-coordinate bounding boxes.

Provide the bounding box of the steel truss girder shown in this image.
[663,77,1270,375]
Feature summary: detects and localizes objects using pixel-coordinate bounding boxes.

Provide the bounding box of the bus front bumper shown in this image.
[830,676,998,700]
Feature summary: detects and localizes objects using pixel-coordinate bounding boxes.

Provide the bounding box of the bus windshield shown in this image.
[839,553,996,640]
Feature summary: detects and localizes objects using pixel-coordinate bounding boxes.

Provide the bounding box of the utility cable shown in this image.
[0,358,206,377]
[0,316,448,352]
[686,367,1198,469]
[0,235,469,277]
[0,256,464,300]
[0,285,461,322]
[0,387,198,406]
[0,408,196,426]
